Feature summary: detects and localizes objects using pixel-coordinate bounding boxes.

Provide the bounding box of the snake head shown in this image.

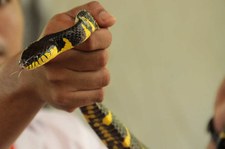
[19,39,56,70]
[75,10,99,32]
[18,59,26,69]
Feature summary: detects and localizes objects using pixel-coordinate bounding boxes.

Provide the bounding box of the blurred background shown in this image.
[21,0,225,149]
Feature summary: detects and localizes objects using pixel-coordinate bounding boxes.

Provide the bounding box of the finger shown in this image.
[216,78,225,107]
[51,49,108,71]
[65,68,110,90]
[66,1,116,28]
[75,28,112,51]
[69,88,104,106]
[214,103,225,132]
[55,88,104,110]
[47,68,110,90]
[42,13,74,36]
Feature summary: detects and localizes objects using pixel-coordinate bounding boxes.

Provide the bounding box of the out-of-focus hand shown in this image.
[207,79,225,149]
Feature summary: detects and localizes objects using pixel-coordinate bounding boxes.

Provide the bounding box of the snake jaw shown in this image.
[18,58,26,69]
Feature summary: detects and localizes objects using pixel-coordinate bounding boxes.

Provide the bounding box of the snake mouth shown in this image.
[18,58,27,69]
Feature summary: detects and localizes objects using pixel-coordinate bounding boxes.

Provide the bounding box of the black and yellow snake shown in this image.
[19,10,148,149]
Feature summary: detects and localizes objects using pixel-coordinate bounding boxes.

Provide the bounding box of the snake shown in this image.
[19,10,148,149]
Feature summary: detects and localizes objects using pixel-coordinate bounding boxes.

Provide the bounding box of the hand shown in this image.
[213,79,225,133]
[207,79,225,149]
[29,1,116,112]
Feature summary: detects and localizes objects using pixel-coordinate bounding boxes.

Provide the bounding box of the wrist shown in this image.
[0,54,45,104]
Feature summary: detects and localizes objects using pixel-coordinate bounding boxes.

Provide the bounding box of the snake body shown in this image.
[19,10,97,70]
[20,10,148,149]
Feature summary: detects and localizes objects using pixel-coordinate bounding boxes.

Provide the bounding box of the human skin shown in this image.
[0,1,116,149]
[207,79,225,149]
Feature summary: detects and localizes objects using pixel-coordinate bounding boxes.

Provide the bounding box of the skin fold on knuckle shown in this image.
[51,13,65,22]
[96,89,104,102]
[87,1,102,11]
[97,49,108,68]
[65,107,76,113]
[57,103,78,113]
[102,29,113,49]
[71,93,92,107]
[44,13,73,36]
[214,106,225,132]
[45,66,67,83]
[91,29,112,50]
[53,91,69,106]
[74,89,104,106]
[98,68,110,87]
[52,104,76,113]
[44,65,56,81]
[48,83,70,106]
[84,36,96,50]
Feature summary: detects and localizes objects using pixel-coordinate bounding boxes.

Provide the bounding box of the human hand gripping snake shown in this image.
[19,10,148,149]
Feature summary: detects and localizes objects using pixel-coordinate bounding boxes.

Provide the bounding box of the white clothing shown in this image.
[15,109,106,149]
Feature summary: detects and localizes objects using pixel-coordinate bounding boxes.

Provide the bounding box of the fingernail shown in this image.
[99,10,115,22]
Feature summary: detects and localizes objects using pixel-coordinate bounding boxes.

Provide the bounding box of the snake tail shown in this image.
[80,103,149,149]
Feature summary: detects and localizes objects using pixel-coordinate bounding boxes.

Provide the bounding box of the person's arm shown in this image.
[0,2,115,149]
[0,56,45,148]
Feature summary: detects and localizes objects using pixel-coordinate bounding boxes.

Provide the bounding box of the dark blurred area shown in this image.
[21,0,41,48]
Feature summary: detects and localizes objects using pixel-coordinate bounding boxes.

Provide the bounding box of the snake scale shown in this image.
[19,10,148,149]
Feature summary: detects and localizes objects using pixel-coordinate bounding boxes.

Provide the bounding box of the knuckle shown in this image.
[100,68,110,87]
[80,99,92,107]
[105,30,112,48]
[98,50,108,67]
[45,66,57,81]
[51,13,65,22]
[45,67,66,82]
[44,68,53,81]
[65,107,76,113]
[96,89,104,102]
[87,1,101,10]
[85,37,96,50]
[53,92,68,106]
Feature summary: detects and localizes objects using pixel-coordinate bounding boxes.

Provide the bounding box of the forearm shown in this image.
[0,54,45,149]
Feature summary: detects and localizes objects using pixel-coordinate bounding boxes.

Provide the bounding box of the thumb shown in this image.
[66,1,116,28]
